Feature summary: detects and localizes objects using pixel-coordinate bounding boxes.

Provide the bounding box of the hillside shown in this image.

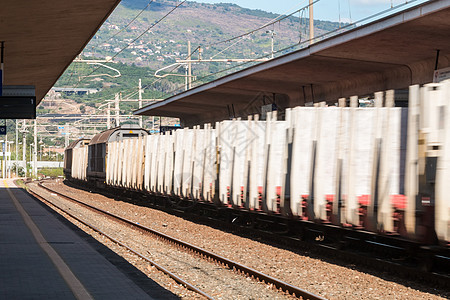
[54,0,342,102]
[2,1,344,165]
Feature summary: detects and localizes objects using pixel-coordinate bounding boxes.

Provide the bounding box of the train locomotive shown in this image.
[64,82,450,254]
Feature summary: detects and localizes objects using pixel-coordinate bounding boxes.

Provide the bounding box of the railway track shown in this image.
[28,181,325,300]
[120,190,450,287]
[60,178,450,288]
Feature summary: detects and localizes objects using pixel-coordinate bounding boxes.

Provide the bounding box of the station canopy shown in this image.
[135,0,450,127]
[0,0,122,104]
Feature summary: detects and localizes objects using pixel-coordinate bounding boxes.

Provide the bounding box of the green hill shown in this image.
[54,0,342,104]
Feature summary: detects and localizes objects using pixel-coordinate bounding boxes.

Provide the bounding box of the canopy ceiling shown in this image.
[135,0,450,126]
[0,0,122,104]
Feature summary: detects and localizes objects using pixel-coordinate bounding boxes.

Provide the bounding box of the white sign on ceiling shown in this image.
[433,67,450,83]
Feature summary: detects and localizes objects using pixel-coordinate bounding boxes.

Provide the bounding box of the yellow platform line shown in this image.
[4,180,93,300]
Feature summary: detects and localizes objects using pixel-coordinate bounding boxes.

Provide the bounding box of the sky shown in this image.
[192,0,428,22]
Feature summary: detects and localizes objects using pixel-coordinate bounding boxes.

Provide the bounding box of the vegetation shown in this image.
[15,179,27,189]
[38,168,64,178]
[54,0,342,104]
[29,0,343,148]
[12,164,25,177]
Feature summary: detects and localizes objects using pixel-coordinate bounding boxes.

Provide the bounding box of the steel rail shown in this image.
[37,181,325,300]
[28,184,214,300]
[54,179,450,288]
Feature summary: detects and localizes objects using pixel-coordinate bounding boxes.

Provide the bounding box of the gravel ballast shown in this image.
[34,180,449,299]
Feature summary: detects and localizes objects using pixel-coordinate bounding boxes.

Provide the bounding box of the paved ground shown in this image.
[0,179,178,299]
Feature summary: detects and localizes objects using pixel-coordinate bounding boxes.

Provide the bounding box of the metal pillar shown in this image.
[65,132,69,148]
[1,140,4,178]
[188,41,192,90]
[309,0,314,44]
[33,119,37,178]
[185,65,188,91]
[107,102,111,129]
[5,134,7,178]
[115,93,120,127]
[15,120,18,177]
[7,141,11,178]
[22,120,26,176]
[139,79,143,128]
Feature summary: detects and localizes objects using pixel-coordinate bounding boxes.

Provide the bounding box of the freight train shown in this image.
[64,82,450,250]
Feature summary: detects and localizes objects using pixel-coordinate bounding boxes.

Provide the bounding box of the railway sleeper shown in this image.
[62,180,449,281]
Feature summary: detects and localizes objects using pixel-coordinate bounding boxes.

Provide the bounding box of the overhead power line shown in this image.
[122,45,201,100]
[121,0,319,100]
[134,0,318,99]
[160,0,424,99]
[204,0,319,48]
[106,0,155,42]
[70,0,313,101]
[119,1,317,100]
[63,0,155,87]
[73,0,187,89]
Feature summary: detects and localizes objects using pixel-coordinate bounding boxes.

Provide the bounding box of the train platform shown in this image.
[0,179,177,299]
